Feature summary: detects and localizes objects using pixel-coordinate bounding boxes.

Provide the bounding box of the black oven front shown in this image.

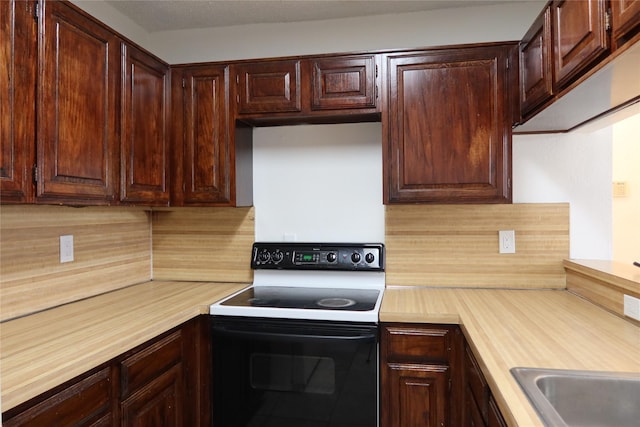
[211,316,378,427]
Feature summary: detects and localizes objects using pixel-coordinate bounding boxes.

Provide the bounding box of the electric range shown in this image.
[209,242,385,322]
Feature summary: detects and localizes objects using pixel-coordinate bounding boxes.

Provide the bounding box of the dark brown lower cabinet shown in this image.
[2,367,114,427]
[380,323,464,427]
[464,344,507,427]
[2,316,211,427]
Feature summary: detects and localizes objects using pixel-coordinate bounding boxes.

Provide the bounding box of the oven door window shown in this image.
[212,318,378,427]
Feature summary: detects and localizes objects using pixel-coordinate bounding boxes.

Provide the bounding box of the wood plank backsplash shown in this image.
[0,205,151,321]
[151,207,255,283]
[385,203,570,288]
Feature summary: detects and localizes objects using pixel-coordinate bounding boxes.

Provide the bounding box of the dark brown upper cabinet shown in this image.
[520,5,553,118]
[171,65,234,206]
[516,0,639,132]
[37,0,120,204]
[551,0,609,89]
[120,43,171,206]
[611,0,640,46]
[0,0,37,204]
[235,60,302,115]
[310,55,377,110]
[383,43,517,204]
[232,54,379,125]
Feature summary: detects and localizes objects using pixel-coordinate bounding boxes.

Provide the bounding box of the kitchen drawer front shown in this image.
[382,324,451,363]
[120,329,182,398]
[3,367,112,427]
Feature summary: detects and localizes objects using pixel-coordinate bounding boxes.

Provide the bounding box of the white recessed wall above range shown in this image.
[253,123,384,243]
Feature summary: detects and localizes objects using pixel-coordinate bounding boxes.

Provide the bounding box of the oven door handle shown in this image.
[211,326,377,343]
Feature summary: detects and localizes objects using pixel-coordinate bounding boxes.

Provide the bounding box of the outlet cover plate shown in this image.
[499,230,516,254]
[60,235,74,263]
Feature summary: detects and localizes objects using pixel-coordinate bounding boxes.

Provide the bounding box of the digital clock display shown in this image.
[302,254,314,261]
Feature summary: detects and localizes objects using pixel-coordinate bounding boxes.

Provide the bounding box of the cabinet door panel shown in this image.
[121,43,169,205]
[611,0,640,44]
[385,46,513,203]
[236,60,301,114]
[520,6,553,116]
[311,55,377,110]
[0,0,36,203]
[121,364,183,427]
[177,66,231,205]
[552,0,609,87]
[384,364,448,427]
[38,1,119,202]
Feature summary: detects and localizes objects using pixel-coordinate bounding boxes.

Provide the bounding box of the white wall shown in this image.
[70,0,150,46]
[253,123,384,243]
[513,129,613,259]
[612,114,640,264]
[72,1,546,64]
[146,2,545,64]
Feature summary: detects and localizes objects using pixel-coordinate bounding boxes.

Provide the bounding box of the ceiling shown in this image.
[105,0,519,32]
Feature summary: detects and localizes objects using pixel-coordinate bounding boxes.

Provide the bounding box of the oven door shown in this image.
[211,316,378,427]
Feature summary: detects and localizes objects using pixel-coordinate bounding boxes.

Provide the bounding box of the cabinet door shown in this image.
[235,60,301,114]
[120,43,170,206]
[520,6,553,117]
[121,364,183,427]
[384,45,514,204]
[551,0,609,88]
[310,55,377,110]
[37,1,120,203]
[173,65,231,205]
[2,368,113,427]
[382,363,449,427]
[0,0,36,204]
[611,0,640,44]
[120,329,184,426]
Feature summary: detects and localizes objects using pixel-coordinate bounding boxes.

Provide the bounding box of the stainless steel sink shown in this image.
[511,367,640,427]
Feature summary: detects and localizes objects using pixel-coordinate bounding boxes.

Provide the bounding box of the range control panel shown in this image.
[251,243,384,271]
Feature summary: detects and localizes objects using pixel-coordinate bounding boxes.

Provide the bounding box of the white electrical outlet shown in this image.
[623,295,640,322]
[499,230,516,254]
[60,235,74,263]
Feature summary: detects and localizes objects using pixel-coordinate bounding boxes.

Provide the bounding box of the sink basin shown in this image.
[511,367,640,427]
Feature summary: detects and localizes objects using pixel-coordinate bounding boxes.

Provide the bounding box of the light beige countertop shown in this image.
[0,280,248,412]
[381,287,640,427]
[2,280,639,426]
[564,259,640,295]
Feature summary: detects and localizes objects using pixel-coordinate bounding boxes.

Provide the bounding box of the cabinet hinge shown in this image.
[506,57,510,70]
[605,9,612,31]
[236,75,240,85]
[33,1,39,20]
[375,64,378,78]
[182,78,186,89]
[32,165,38,183]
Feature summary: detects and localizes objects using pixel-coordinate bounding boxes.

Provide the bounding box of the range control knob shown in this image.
[272,250,284,264]
[365,252,375,264]
[351,252,361,263]
[258,250,271,263]
[326,252,337,263]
